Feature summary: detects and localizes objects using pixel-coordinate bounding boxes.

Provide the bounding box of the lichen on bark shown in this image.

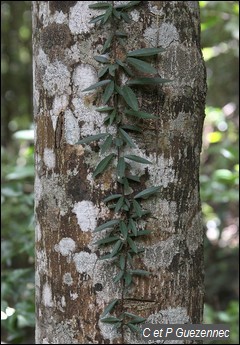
[33,1,206,344]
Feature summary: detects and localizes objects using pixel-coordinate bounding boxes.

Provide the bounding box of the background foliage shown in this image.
[1,1,239,344]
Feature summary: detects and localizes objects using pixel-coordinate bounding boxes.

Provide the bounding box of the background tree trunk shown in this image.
[33,1,206,344]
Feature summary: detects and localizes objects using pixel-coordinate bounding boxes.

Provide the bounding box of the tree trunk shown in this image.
[33,1,206,344]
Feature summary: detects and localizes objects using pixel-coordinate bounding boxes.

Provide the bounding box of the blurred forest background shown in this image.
[1,1,239,344]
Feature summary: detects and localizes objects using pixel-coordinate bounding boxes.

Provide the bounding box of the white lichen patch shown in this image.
[63,272,73,286]
[36,47,49,69]
[131,9,140,22]
[43,61,71,97]
[55,238,76,257]
[65,43,81,63]
[70,292,78,300]
[147,306,189,324]
[72,201,98,232]
[73,97,105,137]
[64,109,80,145]
[50,11,67,25]
[73,64,97,96]
[42,282,53,307]
[34,173,42,207]
[43,148,56,169]
[51,95,69,130]
[35,221,42,242]
[150,199,178,233]
[40,173,71,216]
[93,260,121,303]
[160,22,179,46]
[39,319,79,344]
[38,2,67,27]
[148,154,175,188]
[99,321,119,342]
[69,1,96,34]
[143,235,181,269]
[73,251,97,277]
[36,249,48,275]
[61,296,66,308]
[144,22,179,48]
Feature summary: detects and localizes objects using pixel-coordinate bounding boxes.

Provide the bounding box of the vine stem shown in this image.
[110,2,126,342]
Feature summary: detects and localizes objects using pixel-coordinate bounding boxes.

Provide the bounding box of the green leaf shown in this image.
[82,79,111,92]
[129,218,138,236]
[113,8,121,19]
[102,34,113,53]
[100,135,113,154]
[101,316,121,323]
[101,299,118,318]
[77,133,108,144]
[127,237,138,253]
[115,196,125,213]
[114,137,124,148]
[124,312,146,323]
[127,252,133,266]
[96,106,114,112]
[89,3,111,9]
[121,12,131,23]
[121,86,139,111]
[117,157,126,178]
[125,109,158,119]
[127,47,166,57]
[126,57,157,74]
[119,128,136,148]
[89,14,105,24]
[132,210,150,219]
[110,240,122,257]
[123,177,132,195]
[112,322,122,330]
[102,6,113,24]
[114,84,123,95]
[124,155,152,164]
[134,186,160,199]
[103,194,122,203]
[120,221,128,240]
[93,153,115,178]
[124,272,132,287]
[127,175,141,182]
[133,199,143,217]
[121,124,142,132]
[116,59,124,67]
[94,55,110,63]
[128,77,172,86]
[127,323,141,333]
[94,219,120,233]
[124,1,141,9]
[98,66,109,78]
[116,30,128,37]
[130,269,150,276]
[116,60,134,77]
[103,80,114,104]
[99,253,113,260]
[107,110,117,125]
[113,270,124,283]
[93,235,119,246]
[109,64,118,77]
[119,254,125,270]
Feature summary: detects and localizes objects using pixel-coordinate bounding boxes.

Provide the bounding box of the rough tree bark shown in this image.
[33,1,206,344]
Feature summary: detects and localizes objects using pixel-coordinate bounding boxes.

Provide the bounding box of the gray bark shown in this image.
[33,1,206,344]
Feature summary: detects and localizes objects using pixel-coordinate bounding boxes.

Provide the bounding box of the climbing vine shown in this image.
[77,0,170,339]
